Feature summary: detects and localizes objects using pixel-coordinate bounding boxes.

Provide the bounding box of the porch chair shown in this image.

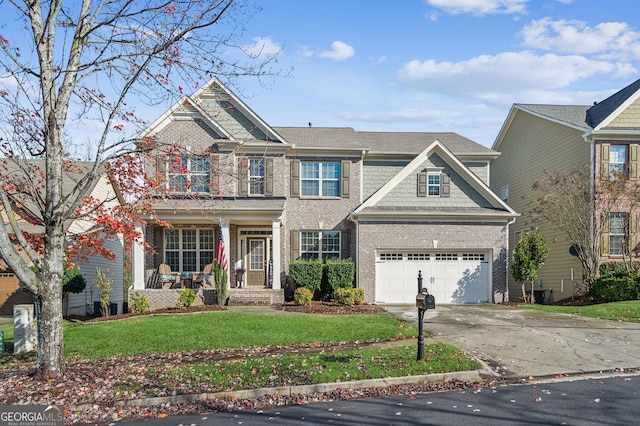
[158,263,175,289]
[200,263,214,288]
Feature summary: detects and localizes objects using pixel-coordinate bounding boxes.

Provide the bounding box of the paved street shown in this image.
[120,374,640,425]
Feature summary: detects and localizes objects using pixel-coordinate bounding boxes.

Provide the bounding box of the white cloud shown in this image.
[317,41,355,61]
[339,108,464,123]
[425,0,529,15]
[520,18,640,58]
[242,37,282,58]
[397,51,633,106]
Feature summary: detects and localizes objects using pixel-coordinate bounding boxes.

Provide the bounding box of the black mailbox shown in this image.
[416,293,427,309]
[416,292,436,310]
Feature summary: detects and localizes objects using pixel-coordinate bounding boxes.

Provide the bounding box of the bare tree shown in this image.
[531,165,640,289]
[0,0,280,379]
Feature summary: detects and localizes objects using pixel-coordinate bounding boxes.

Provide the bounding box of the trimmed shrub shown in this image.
[351,288,365,305]
[591,273,640,302]
[130,291,150,314]
[322,259,355,299]
[334,288,365,306]
[176,288,196,310]
[289,260,323,293]
[293,287,313,305]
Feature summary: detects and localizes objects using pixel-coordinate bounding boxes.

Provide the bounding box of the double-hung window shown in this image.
[249,158,265,195]
[301,231,341,260]
[168,156,210,193]
[427,173,441,196]
[609,213,628,255]
[301,162,340,197]
[609,145,627,179]
[165,228,215,272]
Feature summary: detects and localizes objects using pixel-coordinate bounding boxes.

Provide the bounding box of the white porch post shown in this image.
[271,220,281,289]
[132,222,145,290]
[221,221,231,288]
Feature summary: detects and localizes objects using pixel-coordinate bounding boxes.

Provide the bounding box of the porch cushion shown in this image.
[161,275,173,281]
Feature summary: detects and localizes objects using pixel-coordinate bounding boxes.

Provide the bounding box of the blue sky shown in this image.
[224,0,640,147]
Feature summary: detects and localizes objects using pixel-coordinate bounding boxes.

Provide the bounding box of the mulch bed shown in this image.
[85,301,388,322]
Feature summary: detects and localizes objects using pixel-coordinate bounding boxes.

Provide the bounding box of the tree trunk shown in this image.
[34,278,65,379]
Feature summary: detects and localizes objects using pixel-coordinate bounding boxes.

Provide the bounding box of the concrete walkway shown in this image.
[383,304,640,379]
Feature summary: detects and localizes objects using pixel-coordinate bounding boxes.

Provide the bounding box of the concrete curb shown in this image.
[70,369,491,412]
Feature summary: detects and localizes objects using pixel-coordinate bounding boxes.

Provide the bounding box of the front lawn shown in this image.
[0,311,417,360]
[520,300,640,322]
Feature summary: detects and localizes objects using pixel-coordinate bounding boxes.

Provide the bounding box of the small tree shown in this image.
[213,263,228,307]
[94,268,113,316]
[511,229,550,303]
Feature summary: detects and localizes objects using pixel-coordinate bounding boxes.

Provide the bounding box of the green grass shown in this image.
[59,311,416,359]
[115,344,479,397]
[520,300,640,322]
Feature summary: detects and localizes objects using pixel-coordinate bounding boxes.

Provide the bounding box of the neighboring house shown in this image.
[490,78,640,302]
[0,161,125,316]
[131,77,518,305]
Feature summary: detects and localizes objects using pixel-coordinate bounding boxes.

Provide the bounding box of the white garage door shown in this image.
[375,251,490,304]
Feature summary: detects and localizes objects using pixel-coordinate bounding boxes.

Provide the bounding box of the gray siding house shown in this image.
[131,77,517,304]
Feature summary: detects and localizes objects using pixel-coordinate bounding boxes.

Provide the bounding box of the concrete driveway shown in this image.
[383,304,640,379]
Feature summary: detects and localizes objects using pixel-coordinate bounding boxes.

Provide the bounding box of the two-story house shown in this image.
[131,77,517,305]
[490,78,640,303]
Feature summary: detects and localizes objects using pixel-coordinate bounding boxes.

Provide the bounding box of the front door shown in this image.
[247,238,266,286]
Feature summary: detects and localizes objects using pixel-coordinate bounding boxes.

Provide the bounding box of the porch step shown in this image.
[227,288,284,306]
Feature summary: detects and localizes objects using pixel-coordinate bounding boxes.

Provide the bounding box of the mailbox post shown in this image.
[416,270,435,361]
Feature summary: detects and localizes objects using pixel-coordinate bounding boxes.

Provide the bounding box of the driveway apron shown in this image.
[383,304,640,378]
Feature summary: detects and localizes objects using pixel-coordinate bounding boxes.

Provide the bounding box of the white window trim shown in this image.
[427,172,441,197]
[167,155,211,194]
[301,161,340,198]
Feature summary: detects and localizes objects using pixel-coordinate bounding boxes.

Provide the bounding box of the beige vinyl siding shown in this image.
[607,97,640,129]
[491,111,589,302]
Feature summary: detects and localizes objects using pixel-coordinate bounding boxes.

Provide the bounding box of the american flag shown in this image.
[216,228,228,270]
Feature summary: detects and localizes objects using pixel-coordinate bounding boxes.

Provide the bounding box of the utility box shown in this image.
[14,304,37,353]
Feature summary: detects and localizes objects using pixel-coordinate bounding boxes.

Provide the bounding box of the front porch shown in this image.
[131,288,285,311]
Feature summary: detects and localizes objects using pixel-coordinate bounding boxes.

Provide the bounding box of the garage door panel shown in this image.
[376,252,490,304]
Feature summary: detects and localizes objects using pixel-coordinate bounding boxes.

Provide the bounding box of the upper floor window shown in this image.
[609,145,627,179]
[168,156,210,193]
[301,162,340,197]
[417,171,450,198]
[290,160,350,199]
[601,143,640,181]
[249,158,265,195]
[427,173,441,196]
[238,157,272,196]
[501,185,509,203]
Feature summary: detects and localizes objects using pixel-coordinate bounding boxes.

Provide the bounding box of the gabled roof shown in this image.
[273,127,365,150]
[493,78,640,150]
[586,78,640,129]
[140,77,289,144]
[0,160,121,233]
[350,140,517,221]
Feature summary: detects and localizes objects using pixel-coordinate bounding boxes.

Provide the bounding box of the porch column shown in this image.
[271,220,281,289]
[221,221,231,288]
[132,222,145,290]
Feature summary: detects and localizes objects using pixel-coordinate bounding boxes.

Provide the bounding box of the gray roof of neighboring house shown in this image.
[516,104,591,129]
[357,131,497,156]
[586,78,640,128]
[273,127,496,156]
[273,127,365,149]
